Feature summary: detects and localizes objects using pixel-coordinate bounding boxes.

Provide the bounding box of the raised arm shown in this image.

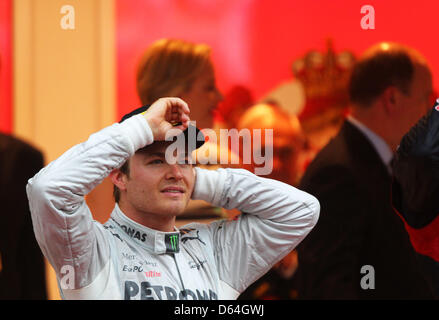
[191,167,320,297]
[26,98,190,290]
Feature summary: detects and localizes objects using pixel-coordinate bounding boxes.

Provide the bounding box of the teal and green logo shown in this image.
[165,234,180,253]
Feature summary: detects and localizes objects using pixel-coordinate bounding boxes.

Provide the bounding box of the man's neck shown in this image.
[350,106,397,151]
[347,116,394,174]
[117,201,176,232]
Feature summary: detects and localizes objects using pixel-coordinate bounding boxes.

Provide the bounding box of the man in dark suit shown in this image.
[0,133,47,299]
[296,42,434,299]
[0,52,47,299]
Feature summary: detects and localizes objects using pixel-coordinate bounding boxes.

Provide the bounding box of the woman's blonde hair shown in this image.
[136,38,212,105]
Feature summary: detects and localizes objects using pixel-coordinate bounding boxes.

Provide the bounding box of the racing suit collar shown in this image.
[110,204,180,254]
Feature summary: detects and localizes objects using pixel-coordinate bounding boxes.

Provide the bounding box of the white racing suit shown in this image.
[26,113,320,300]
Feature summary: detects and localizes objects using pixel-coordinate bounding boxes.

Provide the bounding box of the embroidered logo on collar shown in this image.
[180,228,206,246]
[165,233,180,253]
[103,224,124,242]
[110,218,147,242]
[121,225,147,242]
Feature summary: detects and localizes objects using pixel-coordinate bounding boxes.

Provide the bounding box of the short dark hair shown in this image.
[113,160,130,203]
[349,50,414,107]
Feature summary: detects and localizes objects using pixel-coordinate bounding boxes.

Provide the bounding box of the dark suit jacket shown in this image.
[296,120,432,299]
[0,133,47,299]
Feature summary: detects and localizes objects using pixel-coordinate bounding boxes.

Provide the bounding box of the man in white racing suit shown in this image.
[27,98,320,300]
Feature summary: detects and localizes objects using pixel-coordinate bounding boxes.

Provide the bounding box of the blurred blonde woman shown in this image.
[136,38,223,130]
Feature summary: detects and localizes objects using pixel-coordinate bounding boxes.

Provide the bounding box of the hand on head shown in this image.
[142,97,191,141]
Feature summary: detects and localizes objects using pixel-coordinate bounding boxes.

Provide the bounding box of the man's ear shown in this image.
[109,169,128,191]
[382,86,399,115]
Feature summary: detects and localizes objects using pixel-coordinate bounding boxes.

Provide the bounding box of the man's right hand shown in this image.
[142,97,191,141]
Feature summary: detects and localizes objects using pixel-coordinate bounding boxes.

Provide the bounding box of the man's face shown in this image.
[256,131,301,185]
[121,142,195,219]
[397,64,433,134]
[242,125,303,186]
[179,62,223,129]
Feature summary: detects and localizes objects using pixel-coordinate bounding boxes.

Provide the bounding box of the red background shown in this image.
[1,1,438,129]
[0,0,12,133]
[116,0,439,119]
